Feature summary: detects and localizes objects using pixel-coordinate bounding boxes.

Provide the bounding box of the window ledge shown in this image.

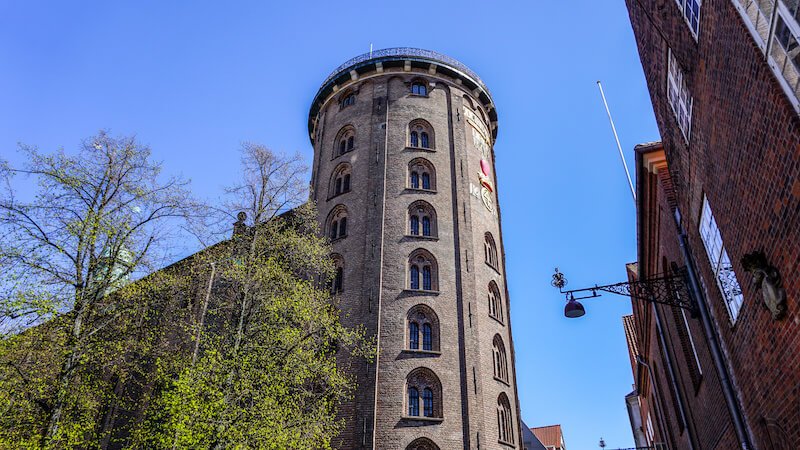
[327,191,351,202]
[402,349,441,356]
[330,235,348,243]
[402,289,440,296]
[404,146,436,153]
[494,376,510,387]
[401,416,443,423]
[331,149,356,161]
[404,188,437,194]
[486,262,501,275]
[409,93,429,98]
[404,235,439,241]
[489,315,505,327]
[498,440,516,448]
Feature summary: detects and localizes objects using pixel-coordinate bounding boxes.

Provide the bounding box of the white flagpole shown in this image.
[597,80,636,203]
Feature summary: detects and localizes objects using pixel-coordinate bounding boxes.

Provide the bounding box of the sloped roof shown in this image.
[531,424,564,448]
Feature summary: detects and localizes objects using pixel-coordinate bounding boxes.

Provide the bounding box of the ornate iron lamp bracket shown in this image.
[551,266,698,317]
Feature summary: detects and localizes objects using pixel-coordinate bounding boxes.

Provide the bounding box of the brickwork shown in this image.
[308,49,522,449]
[625,1,800,447]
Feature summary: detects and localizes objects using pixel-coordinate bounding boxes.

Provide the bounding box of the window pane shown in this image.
[330,221,338,240]
[422,173,430,189]
[339,217,347,237]
[409,322,419,349]
[421,132,429,148]
[422,216,431,236]
[410,215,419,235]
[423,388,433,417]
[335,178,342,195]
[411,131,418,147]
[409,387,419,416]
[423,266,431,290]
[411,171,419,189]
[422,323,432,350]
[410,265,419,289]
[343,174,350,191]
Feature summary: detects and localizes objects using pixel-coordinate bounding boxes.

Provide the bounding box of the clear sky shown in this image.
[0,1,660,448]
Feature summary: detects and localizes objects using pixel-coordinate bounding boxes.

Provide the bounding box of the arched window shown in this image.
[408,249,438,292]
[333,126,356,158]
[409,321,420,349]
[485,232,499,270]
[408,201,437,238]
[330,254,344,294]
[493,334,509,382]
[423,388,433,417]
[411,81,428,96]
[497,393,514,444]
[408,387,419,416]
[488,281,503,323]
[341,91,356,108]
[406,304,440,352]
[405,368,442,419]
[408,158,436,191]
[327,205,348,241]
[408,119,434,149]
[406,438,440,450]
[330,163,352,198]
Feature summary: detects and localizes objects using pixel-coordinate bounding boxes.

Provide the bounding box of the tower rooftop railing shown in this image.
[320,47,489,95]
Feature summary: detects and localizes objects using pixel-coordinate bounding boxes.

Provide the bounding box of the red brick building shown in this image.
[623,1,800,448]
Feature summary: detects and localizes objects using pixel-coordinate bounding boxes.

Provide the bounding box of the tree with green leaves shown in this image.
[131,144,371,449]
[0,131,195,446]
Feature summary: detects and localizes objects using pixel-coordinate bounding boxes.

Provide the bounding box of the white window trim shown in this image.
[698,195,744,323]
[674,0,702,40]
[680,308,703,376]
[731,0,800,112]
[667,50,694,143]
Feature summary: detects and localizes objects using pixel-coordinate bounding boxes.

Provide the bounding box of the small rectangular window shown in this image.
[667,50,694,142]
[674,0,702,37]
[699,195,744,322]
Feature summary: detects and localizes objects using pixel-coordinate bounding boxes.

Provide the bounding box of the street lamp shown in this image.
[551,266,698,318]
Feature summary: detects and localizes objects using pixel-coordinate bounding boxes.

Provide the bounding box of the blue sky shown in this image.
[0,1,659,448]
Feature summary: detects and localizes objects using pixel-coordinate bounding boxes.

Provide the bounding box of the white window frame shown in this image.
[667,50,694,143]
[674,0,702,39]
[731,0,800,112]
[680,308,703,376]
[698,195,744,323]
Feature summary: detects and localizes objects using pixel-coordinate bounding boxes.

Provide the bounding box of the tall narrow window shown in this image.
[347,136,354,151]
[673,0,701,37]
[338,217,347,237]
[330,221,338,240]
[422,172,430,190]
[422,216,431,236]
[411,171,420,189]
[343,174,350,192]
[408,120,434,149]
[330,163,352,198]
[410,131,419,147]
[409,322,419,350]
[485,233,499,270]
[339,140,346,155]
[422,266,432,291]
[410,215,419,235]
[410,265,420,290]
[488,281,503,323]
[335,178,342,195]
[421,132,429,149]
[334,126,356,158]
[493,335,509,382]
[667,50,693,142]
[497,394,514,444]
[422,323,432,351]
[698,196,744,322]
[334,267,343,293]
[423,388,433,417]
[408,387,419,416]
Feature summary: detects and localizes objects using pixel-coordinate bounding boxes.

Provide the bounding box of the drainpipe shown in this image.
[651,302,695,450]
[673,209,753,450]
[635,355,672,449]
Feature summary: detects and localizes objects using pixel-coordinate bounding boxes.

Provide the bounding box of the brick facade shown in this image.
[624,1,800,448]
[307,49,523,449]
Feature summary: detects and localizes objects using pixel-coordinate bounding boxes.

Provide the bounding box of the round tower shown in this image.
[308,48,521,449]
